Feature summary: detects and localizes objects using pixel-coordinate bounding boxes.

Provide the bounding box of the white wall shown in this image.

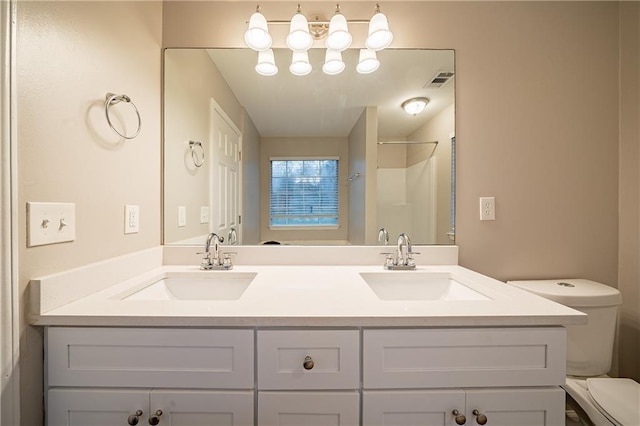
[16,2,163,424]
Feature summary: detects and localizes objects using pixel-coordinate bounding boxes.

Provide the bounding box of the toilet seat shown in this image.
[564,377,640,426]
[586,378,640,426]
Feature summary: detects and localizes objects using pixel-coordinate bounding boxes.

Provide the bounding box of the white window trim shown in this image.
[269,157,340,229]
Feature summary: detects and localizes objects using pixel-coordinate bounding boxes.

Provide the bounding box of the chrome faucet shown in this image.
[378,227,389,245]
[199,233,233,270]
[383,232,418,270]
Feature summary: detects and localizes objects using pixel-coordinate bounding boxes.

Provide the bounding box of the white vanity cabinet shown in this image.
[47,388,254,426]
[362,328,567,426]
[45,327,254,426]
[256,330,360,426]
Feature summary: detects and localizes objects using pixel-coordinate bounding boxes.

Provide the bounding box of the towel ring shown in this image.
[189,140,205,167]
[104,93,142,139]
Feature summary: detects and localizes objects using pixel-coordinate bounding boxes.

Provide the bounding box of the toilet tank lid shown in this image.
[507,279,622,307]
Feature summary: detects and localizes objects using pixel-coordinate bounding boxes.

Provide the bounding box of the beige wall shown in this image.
[241,111,261,245]
[11,2,638,422]
[16,2,163,423]
[348,106,378,244]
[618,1,639,381]
[164,49,218,243]
[408,104,455,244]
[260,137,349,242]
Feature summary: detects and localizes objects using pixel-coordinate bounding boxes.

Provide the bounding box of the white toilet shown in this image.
[508,278,640,426]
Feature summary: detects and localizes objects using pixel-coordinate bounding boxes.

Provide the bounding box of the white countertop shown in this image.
[29,246,586,327]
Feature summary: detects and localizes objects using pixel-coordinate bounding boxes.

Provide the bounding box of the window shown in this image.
[270,158,339,227]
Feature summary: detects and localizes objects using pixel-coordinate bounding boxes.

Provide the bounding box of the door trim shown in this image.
[1,0,20,424]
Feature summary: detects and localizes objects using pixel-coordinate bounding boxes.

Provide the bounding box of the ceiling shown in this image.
[207,48,454,139]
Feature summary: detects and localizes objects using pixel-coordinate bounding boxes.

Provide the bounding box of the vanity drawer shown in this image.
[363,327,566,389]
[46,327,254,389]
[257,329,359,390]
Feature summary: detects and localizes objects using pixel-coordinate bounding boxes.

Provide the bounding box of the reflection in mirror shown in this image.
[163,48,454,246]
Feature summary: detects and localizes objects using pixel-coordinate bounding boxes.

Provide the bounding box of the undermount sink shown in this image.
[360,272,491,301]
[122,272,257,301]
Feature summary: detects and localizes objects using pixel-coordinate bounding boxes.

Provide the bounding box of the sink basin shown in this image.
[360,272,490,301]
[123,272,257,301]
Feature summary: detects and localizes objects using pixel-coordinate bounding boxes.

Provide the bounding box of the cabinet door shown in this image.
[150,390,254,426]
[47,388,149,426]
[258,391,359,426]
[465,387,565,426]
[363,390,466,426]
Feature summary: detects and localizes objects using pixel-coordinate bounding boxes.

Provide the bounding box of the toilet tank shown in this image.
[508,279,622,377]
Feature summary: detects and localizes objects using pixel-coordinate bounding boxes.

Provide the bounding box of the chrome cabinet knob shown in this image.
[148,410,163,425]
[472,409,488,425]
[127,410,143,425]
[303,355,314,370]
[452,409,466,425]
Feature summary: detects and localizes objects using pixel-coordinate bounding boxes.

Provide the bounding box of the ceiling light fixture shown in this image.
[244,6,272,52]
[245,4,393,76]
[401,97,430,115]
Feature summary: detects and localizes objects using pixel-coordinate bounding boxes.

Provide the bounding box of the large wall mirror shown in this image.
[163,48,455,246]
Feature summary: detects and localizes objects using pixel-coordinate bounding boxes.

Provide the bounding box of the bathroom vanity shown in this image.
[31,246,584,426]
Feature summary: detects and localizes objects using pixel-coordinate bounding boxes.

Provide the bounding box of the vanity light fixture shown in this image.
[322,49,345,75]
[356,49,380,74]
[244,6,272,52]
[255,49,278,76]
[290,51,312,76]
[401,97,430,115]
[286,5,314,52]
[326,4,352,51]
[245,4,393,76]
[366,4,393,51]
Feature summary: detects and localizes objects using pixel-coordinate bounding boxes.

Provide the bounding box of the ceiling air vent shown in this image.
[425,71,455,88]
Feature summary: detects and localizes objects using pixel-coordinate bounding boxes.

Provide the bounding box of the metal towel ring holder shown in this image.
[189,140,205,167]
[104,93,142,139]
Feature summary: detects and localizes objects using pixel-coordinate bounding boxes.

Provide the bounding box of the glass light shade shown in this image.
[402,97,429,115]
[244,12,272,51]
[322,49,345,75]
[289,51,312,76]
[365,12,393,51]
[356,49,380,74]
[326,13,352,51]
[286,13,313,51]
[255,49,278,76]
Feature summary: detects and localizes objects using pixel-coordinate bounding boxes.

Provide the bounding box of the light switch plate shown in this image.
[27,202,76,247]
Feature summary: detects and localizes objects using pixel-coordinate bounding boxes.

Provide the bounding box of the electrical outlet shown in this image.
[124,205,139,234]
[178,206,187,227]
[200,206,210,224]
[479,197,496,221]
[27,202,76,247]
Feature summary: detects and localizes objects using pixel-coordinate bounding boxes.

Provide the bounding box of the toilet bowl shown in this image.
[508,279,639,426]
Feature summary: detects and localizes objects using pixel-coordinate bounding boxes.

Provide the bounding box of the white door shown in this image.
[150,390,254,426]
[210,99,242,244]
[47,388,149,426]
[465,387,565,426]
[258,391,359,426]
[363,390,466,426]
